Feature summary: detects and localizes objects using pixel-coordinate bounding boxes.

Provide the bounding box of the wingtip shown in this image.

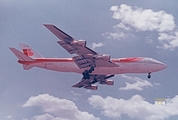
[9,47,15,50]
[43,24,54,27]
[71,85,76,87]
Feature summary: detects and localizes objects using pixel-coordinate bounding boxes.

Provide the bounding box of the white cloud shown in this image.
[92,42,104,50]
[145,36,153,44]
[103,31,134,40]
[103,32,125,40]
[66,91,81,101]
[31,113,64,120]
[154,82,161,86]
[110,4,175,32]
[108,4,178,50]
[88,94,178,120]
[158,31,178,50]
[23,94,100,120]
[114,23,131,30]
[119,74,153,91]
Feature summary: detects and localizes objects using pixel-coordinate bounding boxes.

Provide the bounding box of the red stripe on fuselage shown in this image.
[35,58,73,62]
[18,57,144,64]
[18,58,74,64]
[112,57,143,63]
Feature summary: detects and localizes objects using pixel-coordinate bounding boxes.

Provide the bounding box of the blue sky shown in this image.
[1,0,178,120]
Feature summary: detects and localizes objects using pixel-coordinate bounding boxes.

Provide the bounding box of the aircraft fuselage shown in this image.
[18,57,166,75]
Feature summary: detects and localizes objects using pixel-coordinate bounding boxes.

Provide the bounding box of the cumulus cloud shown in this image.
[103,31,134,40]
[110,4,175,32]
[88,94,178,120]
[102,22,134,40]
[119,74,153,91]
[30,113,63,120]
[66,91,81,101]
[158,31,178,50]
[92,42,104,50]
[23,94,100,120]
[107,4,178,50]
[103,32,125,40]
[145,36,153,44]
[114,23,131,30]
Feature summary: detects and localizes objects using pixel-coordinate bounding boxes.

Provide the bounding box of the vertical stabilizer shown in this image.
[19,43,43,58]
[9,47,35,70]
[9,47,34,61]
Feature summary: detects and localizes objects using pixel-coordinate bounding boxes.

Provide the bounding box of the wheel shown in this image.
[148,74,151,79]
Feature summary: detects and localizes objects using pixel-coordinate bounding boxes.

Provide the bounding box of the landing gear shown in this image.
[88,66,94,73]
[82,66,95,79]
[82,70,90,79]
[148,73,151,79]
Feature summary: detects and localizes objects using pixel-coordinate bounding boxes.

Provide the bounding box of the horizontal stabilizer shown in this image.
[23,64,34,70]
[72,81,85,88]
[9,47,34,61]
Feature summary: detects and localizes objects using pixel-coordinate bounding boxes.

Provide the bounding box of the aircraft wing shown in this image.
[44,24,118,69]
[72,78,92,88]
[44,24,97,55]
[43,25,74,41]
[72,74,114,90]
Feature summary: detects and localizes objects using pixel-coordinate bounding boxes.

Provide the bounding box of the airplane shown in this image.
[9,24,167,90]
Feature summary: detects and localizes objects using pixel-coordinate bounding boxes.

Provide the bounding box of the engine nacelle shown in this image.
[70,40,86,47]
[84,84,98,90]
[99,80,114,85]
[95,54,110,61]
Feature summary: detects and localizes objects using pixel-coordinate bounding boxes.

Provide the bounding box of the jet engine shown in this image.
[70,40,86,47]
[95,54,110,61]
[99,80,114,85]
[84,84,98,90]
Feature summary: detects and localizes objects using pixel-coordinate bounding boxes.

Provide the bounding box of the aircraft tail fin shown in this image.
[9,47,34,61]
[9,47,35,70]
[19,43,43,58]
[10,44,43,70]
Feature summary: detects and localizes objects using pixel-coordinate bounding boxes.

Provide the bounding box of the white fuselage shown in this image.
[19,57,167,75]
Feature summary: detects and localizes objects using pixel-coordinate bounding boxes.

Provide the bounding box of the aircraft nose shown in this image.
[159,62,167,70]
[149,58,167,71]
[155,61,167,70]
